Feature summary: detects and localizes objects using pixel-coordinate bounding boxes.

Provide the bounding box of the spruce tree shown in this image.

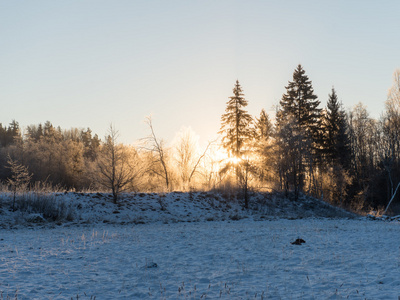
[1,120,21,147]
[275,65,322,196]
[277,64,321,146]
[325,88,351,168]
[324,88,340,162]
[254,109,274,184]
[255,109,273,141]
[219,80,253,207]
[219,80,253,159]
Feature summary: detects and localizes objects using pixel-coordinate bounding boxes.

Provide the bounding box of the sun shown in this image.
[226,156,241,165]
[211,147,241,165]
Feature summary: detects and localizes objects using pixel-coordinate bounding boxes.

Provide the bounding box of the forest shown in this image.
[1,65,400,214]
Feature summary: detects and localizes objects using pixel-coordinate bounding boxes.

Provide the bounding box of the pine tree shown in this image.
[219,80,253,159]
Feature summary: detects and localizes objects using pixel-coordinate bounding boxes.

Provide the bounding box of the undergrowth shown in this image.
[17,192,75,221]
[2,192,75,222]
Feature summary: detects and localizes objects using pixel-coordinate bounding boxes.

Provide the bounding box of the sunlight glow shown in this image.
[227,156,241,165]
[211,147,243,166]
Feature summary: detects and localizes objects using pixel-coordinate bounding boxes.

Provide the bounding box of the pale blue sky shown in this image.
[1,1,399,145]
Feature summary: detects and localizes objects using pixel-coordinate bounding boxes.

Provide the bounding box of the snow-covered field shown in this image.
[0,191,357,228]
[1,219,399,299]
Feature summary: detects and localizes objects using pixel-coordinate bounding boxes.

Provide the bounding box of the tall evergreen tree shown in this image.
[275,115,309,198]
[324,88,351,168]
[0,120,21,147]
[276,65,321,146]
[219,80,253,207]
[219,80,253,159]
[255,109,273,141]
[254,109,274,184]
[275,65,322,197]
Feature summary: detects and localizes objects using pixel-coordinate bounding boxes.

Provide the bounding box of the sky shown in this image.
[1,0,400,146]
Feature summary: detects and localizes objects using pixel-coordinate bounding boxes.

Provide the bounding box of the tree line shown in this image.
[1,65,400,213]
[219,65,400,213]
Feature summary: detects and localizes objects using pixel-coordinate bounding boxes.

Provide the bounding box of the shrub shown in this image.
[15,192,75,222]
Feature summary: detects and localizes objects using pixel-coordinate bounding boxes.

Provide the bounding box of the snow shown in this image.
[0,219,399,299]
[0,192,399,299]
[0,191,357,228]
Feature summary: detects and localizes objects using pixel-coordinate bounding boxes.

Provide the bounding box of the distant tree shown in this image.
[8,120,20,143]
[382,69,400,165]
[219,80,253,182]
[172,127,214,190]
[6,155,32,211]
[42,121,62,143]
[276,65,321,196]
[96,125,137,203]
[196,144,225,190]
[321,164,351,206]
[324,88,351,168]
[0,120,21,147]
[347,103,380,209]
[237,156,255,208]
[144,117,171,191]
[348,103,376,183]
[218,80,254,207]
[254,109,275,184]
[219,80,253,159]
[81,128,100,161]
[62,139,85,187]
[277,65,321,146]
[255,109,273,141]
[172,127,198,190]
[388,69,400,109]
[378,69,400,205]
[26,123,44,142]
[275,115,310,199]
[0,121,102,191]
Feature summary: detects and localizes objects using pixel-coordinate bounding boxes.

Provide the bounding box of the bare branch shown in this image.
[143,116,170,190]
[188,139,216,183]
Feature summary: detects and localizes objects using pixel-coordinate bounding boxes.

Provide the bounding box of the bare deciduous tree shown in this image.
[172,127,215,190]
[96,125,138,203]
[387,69,400,111]
[173,127,197,190]
[143,117,170,191]
[380,69,400,204]
[347,103,378,192]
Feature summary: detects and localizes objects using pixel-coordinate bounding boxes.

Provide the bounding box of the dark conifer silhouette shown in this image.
[276,65,322,198]
[219,80,253,160]
[324,88,351,168]
[277,64,321,149]
[255,109,273,141]
[219,80,254,208]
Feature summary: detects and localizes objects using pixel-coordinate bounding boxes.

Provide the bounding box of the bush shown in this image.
[15,192,75,222]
